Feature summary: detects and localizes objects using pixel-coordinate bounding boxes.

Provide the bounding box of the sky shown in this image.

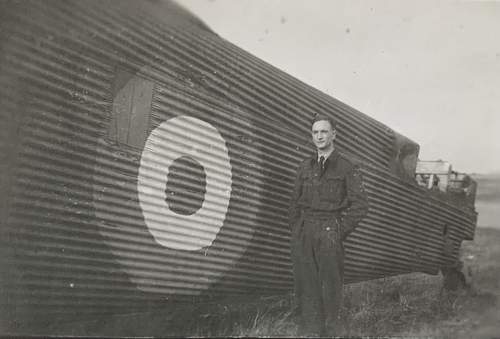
[178,0,500,175]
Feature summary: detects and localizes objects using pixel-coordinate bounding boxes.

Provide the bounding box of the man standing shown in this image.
[289,114,369,336]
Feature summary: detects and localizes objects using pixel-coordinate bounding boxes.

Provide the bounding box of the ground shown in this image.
[166,226,500,338]
[51,226,500,337]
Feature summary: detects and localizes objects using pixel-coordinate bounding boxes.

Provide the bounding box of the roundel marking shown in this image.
[94,71,262,294]
[137,115,232,251]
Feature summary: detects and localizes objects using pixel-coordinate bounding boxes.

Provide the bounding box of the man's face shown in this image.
[312,120,336,151]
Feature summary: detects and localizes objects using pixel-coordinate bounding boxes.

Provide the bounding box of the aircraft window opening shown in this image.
[108,69,154,150]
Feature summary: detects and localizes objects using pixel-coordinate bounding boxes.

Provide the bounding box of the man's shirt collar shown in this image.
[317,148,334,162]
[312,148,339,167]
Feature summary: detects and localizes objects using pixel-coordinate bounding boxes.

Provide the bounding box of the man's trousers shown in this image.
[291,212,344,337]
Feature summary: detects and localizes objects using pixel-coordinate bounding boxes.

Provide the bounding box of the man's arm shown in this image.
[341,164,369,239]
[288,163,304,231]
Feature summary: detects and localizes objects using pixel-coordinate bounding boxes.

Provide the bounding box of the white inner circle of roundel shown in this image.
[137,116,232,251]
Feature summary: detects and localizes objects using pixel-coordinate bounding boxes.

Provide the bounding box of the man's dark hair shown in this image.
[310,113,337,130]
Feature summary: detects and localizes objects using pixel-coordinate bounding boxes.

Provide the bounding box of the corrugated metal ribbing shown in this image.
[0,109,10,205]
[11,0,396,170]
[128,2,393,168]
[149,81,474,290]
[179,30,395,164]
[1,2,144,323]
[0,0,476,332]
[345,167,475,276]
[201,167,475,295]
[91,77,293,297]
[44,0,394,169]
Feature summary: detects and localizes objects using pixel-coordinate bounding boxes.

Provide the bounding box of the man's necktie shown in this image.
[319,156,325,172]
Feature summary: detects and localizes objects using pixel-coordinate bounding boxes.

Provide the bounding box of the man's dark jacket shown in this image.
[289,149,369,238]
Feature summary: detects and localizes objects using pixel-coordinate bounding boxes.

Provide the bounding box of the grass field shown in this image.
[472,173,500,229]
[50,176,500,337]
[52,228,499,338]
[163,174,500,337]
[163,227,500,338]
[51,225,499,338]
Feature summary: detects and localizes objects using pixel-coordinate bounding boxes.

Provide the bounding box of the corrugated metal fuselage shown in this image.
[0,0,476,333]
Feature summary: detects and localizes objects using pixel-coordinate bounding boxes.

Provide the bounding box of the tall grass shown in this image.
[166,272,474,337]
[169,228,498,337]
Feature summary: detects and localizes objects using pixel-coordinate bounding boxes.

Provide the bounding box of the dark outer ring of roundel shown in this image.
[94,70,262,294]
[165,156,207,216]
